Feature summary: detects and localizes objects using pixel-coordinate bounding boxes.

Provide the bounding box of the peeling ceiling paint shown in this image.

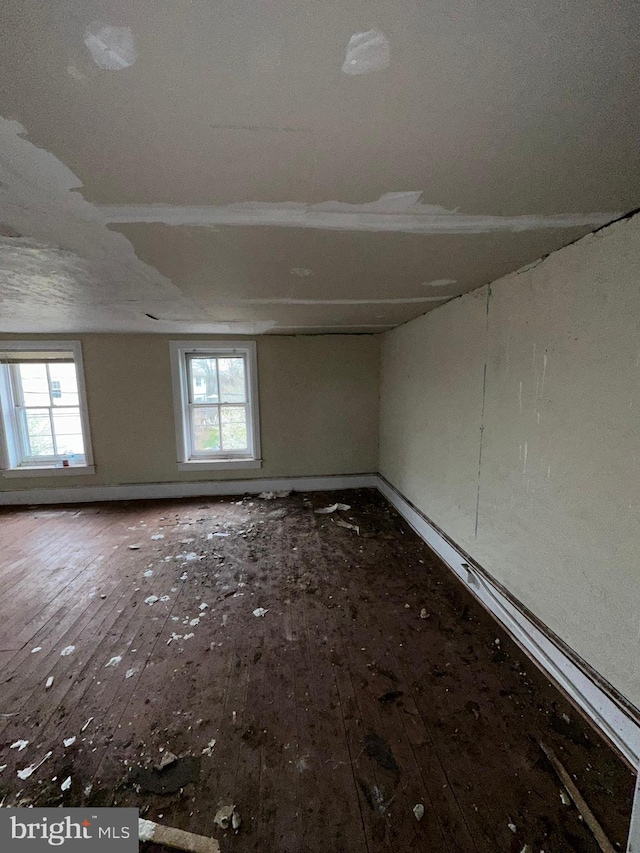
[0,117,273,333]
[98,194,620,235]
[0,0,639,334]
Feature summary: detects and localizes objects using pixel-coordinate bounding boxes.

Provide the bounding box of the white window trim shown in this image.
[169,341,261,470]
[0,340,95,477]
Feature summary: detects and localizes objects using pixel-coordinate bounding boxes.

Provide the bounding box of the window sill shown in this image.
[177,459,262,472]
[2,465,96,478]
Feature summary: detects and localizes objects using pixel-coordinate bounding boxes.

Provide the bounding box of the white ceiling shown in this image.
[0,0,638,334]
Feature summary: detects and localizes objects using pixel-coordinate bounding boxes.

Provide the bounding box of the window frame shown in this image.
[170,341,261,470]
[0,340,95,477]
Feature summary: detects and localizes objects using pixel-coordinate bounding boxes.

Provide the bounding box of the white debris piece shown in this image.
[31,647,42,654]
[189,618,200,627]
[128,544,141,550]
[125,668,136,679]
[232,811,241,831]
[180,538,194,544]
[199,603,209,611]
[202,739,216,756]
[258,492,276,500]
[214,805,236,830]
[335,519,360,535]
[179,573,188,581]
[420,608,429,619]
[151,534,165,540]
[144,595,159,605]
[560,789,571,805]
[212,532,229,537]
[159,595,170,602]
[60,645,76,656]
[314,503,350,514]
[158,750,178,770]
[143,570,153,577]
[183,633,195,640]
[508,822,517,833]
[45,676,54,689]
[81,717,94,732]
[342,30,390,75]
[10,740,29,751]
[0,765,6,773]
[63,737,76,747]
[61,776,71,791]
[17,751,52,780]
[180,552,201,562]
[105,655,122,668]
[413,803,425,821]
[138,819,156,842]
[167,633,183,645]
[253,608,268,618]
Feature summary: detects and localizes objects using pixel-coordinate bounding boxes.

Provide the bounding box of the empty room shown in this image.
[0,2,638,851]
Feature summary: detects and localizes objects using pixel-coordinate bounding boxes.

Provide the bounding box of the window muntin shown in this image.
[12,360,85,462]
[0,342,93,471]
[170,342,260,465]
[187,355,249,455]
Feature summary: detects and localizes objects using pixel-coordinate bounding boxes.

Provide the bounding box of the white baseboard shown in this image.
[375,475,640,770]
[0,473,378,505]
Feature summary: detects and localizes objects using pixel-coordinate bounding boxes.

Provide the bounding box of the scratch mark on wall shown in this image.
[474,285,491,538]
[518,381,523,413]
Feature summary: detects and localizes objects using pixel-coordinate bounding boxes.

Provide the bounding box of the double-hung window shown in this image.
[170,341,261,469]
[0,341,94,476]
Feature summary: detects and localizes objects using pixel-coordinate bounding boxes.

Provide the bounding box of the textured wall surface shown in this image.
[380,214,640,708]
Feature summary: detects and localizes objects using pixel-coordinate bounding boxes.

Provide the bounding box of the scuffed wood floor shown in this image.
[0,490,634,852]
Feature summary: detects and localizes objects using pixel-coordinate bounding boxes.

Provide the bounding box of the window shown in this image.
[0,341,94,476]
[170,341,261,469]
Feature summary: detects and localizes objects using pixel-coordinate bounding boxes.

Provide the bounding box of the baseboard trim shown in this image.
[375,474,640,770]
[0,473,378,506]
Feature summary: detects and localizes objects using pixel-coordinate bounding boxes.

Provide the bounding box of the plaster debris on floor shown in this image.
[0,490,633,852]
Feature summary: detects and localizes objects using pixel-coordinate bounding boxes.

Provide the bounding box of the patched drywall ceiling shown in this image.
[0,0,638,334]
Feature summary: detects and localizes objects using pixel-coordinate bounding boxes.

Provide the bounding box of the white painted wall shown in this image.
[380,213,640,709]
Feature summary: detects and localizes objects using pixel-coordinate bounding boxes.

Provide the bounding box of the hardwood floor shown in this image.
[0,490,634,852]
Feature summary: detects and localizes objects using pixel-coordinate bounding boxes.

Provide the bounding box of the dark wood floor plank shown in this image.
[0,491,633,853]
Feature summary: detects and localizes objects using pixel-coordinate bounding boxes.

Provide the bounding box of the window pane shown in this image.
[218,358,246,403]
[18,363,50,406]
[49,362,79,407]
[220,405,248,450]
[25,409,54,456]
[189,358,219,403]
[192,407,220,452]
[52,409,85,455]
